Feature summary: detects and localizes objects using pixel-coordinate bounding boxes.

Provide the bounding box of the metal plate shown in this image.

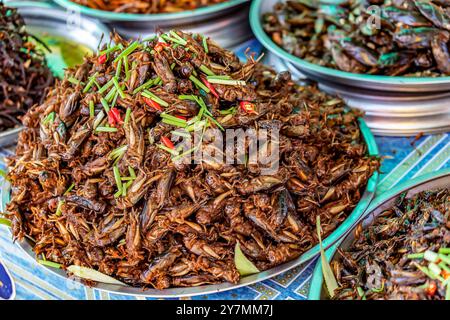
[0,1,111,148]
[250,0,450,93]
[1,118,379,298]
[308,168,450,300]
[53,0,252,49]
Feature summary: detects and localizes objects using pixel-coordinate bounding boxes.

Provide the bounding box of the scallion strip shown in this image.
[162,118,187,128]
[123,56,130,81]
[171,130,191,139]
[205,114,224,131]
[0,217,11,227]
[128,166,136,179]
[109,145,128,160]
[113,166,123,193]
[157,144,179,156]
[202,35,208,53]
[68,76,83,86]
[83,73,99,93]
[142,90,169,107]
[115,59,122,78]
[189,75,210,93]
[114,41,140,63]
[93,111,105,129]
[64,183,75,196]
[132,79,154,95]
[55,200,64,216]
[89,101,95,118]
[98,78,114,94]
[160,113,187,124]
[124,108,132,125]
[113,77,125,99]
[100,44,120,56]
[439,248,450,255]
[206,78,246,86]
[172,146,197,162]
[169,30,187,45]
[38,260,62,269]
[199,64,215,76]
[100,98,110,113]
[407,253,424,259]
[95,126,118,133]
[105,86,117,102]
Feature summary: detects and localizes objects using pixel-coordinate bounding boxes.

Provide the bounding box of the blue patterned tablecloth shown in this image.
[0,39,449,300]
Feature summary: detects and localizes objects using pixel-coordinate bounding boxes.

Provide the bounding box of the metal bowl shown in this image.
[1,118,379,298]
[53,0,252,49]
[0,1,110,148]
[250,0,450,93]
[308,168,450,300]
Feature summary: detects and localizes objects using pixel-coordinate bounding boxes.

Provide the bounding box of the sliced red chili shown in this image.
[161,136,175,150]
[201,77,219,99]
[426,282,437,296]
[154,42,169,53]
[143,97,163,112]
[108,108,122,126]
[98,54,107,64]
[239,101,257,114]
[175,115,187,120]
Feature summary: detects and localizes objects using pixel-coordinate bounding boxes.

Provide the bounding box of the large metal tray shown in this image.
[0,1,111,148]
[308,168,450,300]
[250,0,450,93]
[0,118,379,298]
[53,0,252,49]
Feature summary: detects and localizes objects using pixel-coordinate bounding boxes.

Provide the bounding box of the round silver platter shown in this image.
[54,0,252,49]
[0,0,111,148]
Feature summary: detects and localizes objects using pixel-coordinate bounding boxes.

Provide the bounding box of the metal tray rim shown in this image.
[53,0,249,22]
[1,117,379,298]
[250,0,450,88]
[308,168,450,300]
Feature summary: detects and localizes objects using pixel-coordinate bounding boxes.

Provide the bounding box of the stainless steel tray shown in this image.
[0,118,379,298]
[308,168,450,300]
[250,0,450,93]
[54,0,252,49]
[0,1,111,148]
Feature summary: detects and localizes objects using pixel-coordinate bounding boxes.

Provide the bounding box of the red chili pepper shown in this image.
[161,136,175,150]
[239,101,257,114]
[98,54,107,64]
[175,115,187,120]
[143,97,163,112]
[200,77,219,99]
[442,270,450,280]
[108,108,122,126]
[154,42,169,53]
[426,282,437,296]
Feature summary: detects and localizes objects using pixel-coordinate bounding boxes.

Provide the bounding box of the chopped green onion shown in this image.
[100,98,110,113]
[114,41,140,63]
[109,145,128,160]
[439,261,450,273]
[142,90,169,107]
[95,126,118,133]
[114,189,122,198]
[64,183,75,196]
[439,253,450,265]
[123,56,130,81]
[93,111,105,129]
[68,76,83,86]
[55,200,64,216]
[424,250,439,263]
[171,130,191,139]
[429,263,442,277]
[219,106,236,115]
[161,34,185,46]
[89,101,95,118]
[111,91,119,108]
[162,118,187,128]
[98,78,115,94]
[122,180,133,197]
[178,94,197,101]
[160,113,187,124]
[0,217,11,227]
[189,75,210,93]
[199,64,215,76]
[202,35,208,53]
[414,263,439,280]
[105,86,117,102]
[124,108,132,125]
[113,166,123,194]
[170,30,187,45]
[205,114,224,131]
[83,72,99,93]
[207,75,231,80]
[446,283,450,300]
[132,79,154,95]
[0,168,8,180]
[128,166,136,179]
[115,59,122,78]
[38,259,62,269]
[206,78,246,86]
[113,77,125,99]
[439,248,450,255]
[407,253,424,260]
[371,282,384,293]
[42,112,56,125]
[100,44,120,56]
[356,287,366,300]
[157,144,179,156]
[172,146,198,162]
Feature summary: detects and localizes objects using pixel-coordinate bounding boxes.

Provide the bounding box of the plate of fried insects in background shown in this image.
[251,0,450,92]
[53,0,252,49]
[309,168,450,300]
[0,1,110,147]
[1,30,379,297]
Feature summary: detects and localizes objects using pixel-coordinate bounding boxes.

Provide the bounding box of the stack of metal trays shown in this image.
[0,1,110,147]
[251,0,450,137]
[53,0,252,49]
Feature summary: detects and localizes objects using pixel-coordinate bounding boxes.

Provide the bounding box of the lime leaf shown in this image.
[67,265,125,285]
[234,242,260,276]
[316,216,339,297]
